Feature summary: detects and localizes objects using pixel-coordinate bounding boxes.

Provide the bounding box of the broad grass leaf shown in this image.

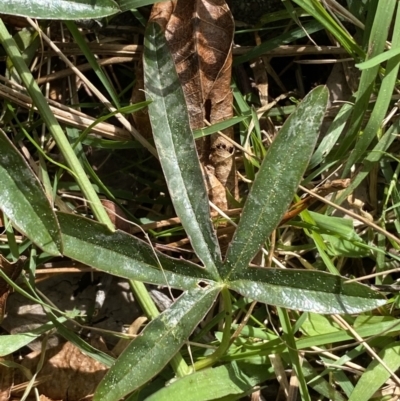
[307,211,362,242]
[229,268,386,314]
[356,46,400,70]
[302,360,347,401]
[297,317,400,350]
[144,21,221,278]
[304,212,369,257]
[322,235,369,258]
[308,102,352,169]
[0,131,62,255]
[300,313,341,337]
[349,341,400,401]
[145,361,274,401]
[223,86,329,278]
[0,0,120,19]
[94,285,220,401]
[58,212,213,290]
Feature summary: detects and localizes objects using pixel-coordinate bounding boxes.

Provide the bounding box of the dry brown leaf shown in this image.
[39,396,60,401]
[100,199,131,232]
[131,60,153,139]
[203,165,228,211]
[150,0,238,208]
[0,255,24,324]
[17,342,108,401]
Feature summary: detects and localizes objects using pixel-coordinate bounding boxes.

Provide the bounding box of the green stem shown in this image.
[193,287,232,371]
[129,280,191,377]
[3,214,19,261]
[277,307,311,401]
[64,21,121,109]
[0,20,114,231]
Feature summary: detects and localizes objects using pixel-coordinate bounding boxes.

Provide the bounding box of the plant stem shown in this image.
[278,307,311,401]
[193,286,233,371]
[3,214,19,261]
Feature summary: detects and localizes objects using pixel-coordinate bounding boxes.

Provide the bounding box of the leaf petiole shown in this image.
[193,286,232,371]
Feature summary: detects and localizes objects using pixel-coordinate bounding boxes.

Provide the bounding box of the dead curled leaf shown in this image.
[100,199,131,233]
[15,342,108,401]
[149,0,238,207]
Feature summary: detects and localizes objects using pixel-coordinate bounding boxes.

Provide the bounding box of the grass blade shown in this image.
[145,361,274,401]
[292,0,363,58]
[65,21,121,108]
[329,0,397,175]
[234,20,323,65]
[0,20,114,230]
[343,1,400,173]
[349,341,400,401]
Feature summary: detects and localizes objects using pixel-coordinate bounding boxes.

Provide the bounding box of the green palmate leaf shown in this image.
[58,212,213,290]
[95,285,221,401]
[0,131,61,255]
[349,341,400,401]
[145,361,274,401]
[223,86,329,278]
[229,268,386,314]
[0,0,120,19]
[143,22,221,279]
